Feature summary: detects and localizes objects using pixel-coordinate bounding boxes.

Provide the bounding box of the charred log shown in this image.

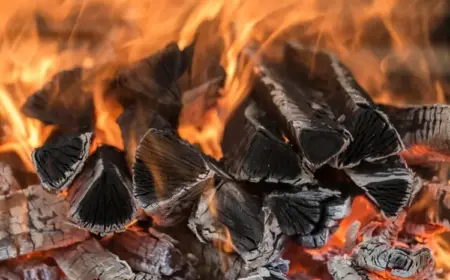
[108,229,197,279]
[0,184,89,261]
[67,145,137,235]
[32,131,93,193]
[133,129,214,226]
[189,180,285,269]
[13,260,62,280]
[21,68,95,127]
[0,162,20,196]
[328,256,372,280]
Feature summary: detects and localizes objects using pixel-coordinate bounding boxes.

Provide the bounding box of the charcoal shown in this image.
[327,256,372,280]
[264,184,351,243]
[32,131,93,193]
[377,104,450,153]
[240,258,290,280]
[67,145,138,235]
[0,162,20,196]
[344,155,414,217]
[252,56,351,168]
[284,43,404,168]
[53,238,135,280]
[113,42,192,106]
[189,181,285,269]
[220,100,313,185]
[109,229,197,279]
[21,68,94,127]
[0,184,89,261]
[133,129,214,226]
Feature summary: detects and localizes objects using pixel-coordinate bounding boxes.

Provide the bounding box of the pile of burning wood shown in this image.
[1,35,450,280]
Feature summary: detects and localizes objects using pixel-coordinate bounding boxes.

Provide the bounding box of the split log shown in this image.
[284,42,404,168]
[0,162,20,196]
[188,180,285,269]
[53,238,135,280]
[21,68,95,127]
[67,145,138,235]
[377,104,450,153]
[109,229,197,279]
[133,129,214,226]
[219,100,313,185]
[264,184,352,249]
[32,132,93,193]
[251,53,351,168]
[344,155,414,217]
[0,184,89,261]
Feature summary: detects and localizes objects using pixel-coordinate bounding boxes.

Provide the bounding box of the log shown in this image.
[32,132,93,194]
[0,184,89,261]
[53,238,135,280]
[67,145,138,235]
[0,162,20,196]
[188,180,285,269]
[251,53,351,168]
[284,42,404,168]
[14,260,63,280]
[21,68,95,127]
[133,129,214,226]
[108,229,197,279]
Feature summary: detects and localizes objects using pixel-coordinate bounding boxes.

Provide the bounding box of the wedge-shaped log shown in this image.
[109,229,197,279]
[220,100,313,185]
[32,132,93,193]
[265,184,351,249]
[133,129,214,226]
[284,43,404,168]
[21,68,95,127]
[377,104,450,153]
[344,155,414,217]
[189,180,285,269]
[67,145,137,235]
[252,56,351,168]
[0,185,88,261]
[53,238,135,280]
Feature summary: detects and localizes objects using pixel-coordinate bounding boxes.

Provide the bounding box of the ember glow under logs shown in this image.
[0,1,449,279]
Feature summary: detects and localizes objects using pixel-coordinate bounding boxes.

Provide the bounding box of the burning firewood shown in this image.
[344,155,414,217]
[67,145,138,235]
[21,68,95,127]
[265,184,352,249]
[0,162,20,196]
[108,229,197,279]
[133,128,214,226]
[219,100,313,185]
[31,131,93,193]
[377,104,450,153]
[189,180,285,269]
[252,57,351,168]
[284,43,404,168]
[0,184,89,261]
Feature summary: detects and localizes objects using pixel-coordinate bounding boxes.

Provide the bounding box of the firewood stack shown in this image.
[0,34,448,279]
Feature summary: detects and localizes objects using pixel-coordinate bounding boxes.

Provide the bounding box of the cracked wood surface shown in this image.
[0,162,20,196]
[0,184,89,261]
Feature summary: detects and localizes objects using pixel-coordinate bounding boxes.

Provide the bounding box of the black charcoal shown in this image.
[32,132,93,193]
[133,129,214,226]
[67,145,138,235]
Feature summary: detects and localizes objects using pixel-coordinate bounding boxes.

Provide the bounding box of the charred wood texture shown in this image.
[265,184,351,249]
[53,238,135,280]
[0,184,89,261]
[220,100,312,185]
[12,260,63,280]
[21,68,95,127]
[0,162,20,196]
[284,43,404,168]
[32,132,93,193]
[344,156,414,217]
[133,129,214,226]
[328,256,372,280]
[189,181,285,269]
[67,145,137,235]
[377,104,450,153]
[109,229,197,279]
[252,56,351,168]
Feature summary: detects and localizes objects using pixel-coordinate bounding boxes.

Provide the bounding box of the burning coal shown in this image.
[0,0,449,279]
